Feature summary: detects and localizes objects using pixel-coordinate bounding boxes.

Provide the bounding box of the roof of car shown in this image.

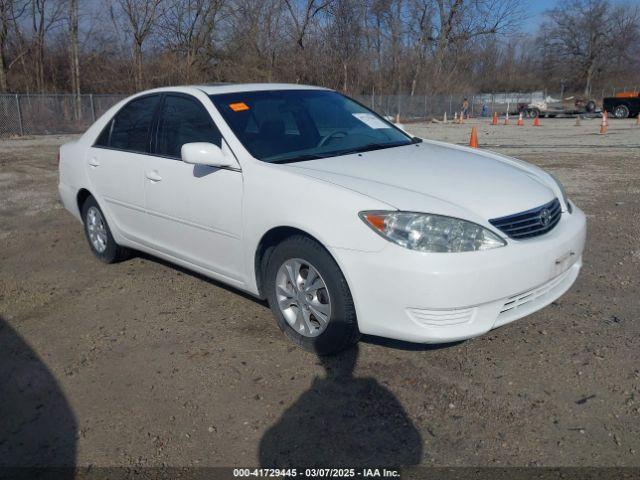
[193,83,332,95]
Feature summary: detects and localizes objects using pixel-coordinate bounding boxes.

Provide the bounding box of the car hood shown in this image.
[280,139,559,221]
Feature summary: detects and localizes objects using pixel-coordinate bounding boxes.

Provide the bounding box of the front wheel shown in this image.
[264,235,359,355]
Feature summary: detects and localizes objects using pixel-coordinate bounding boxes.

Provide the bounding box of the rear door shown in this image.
[142,93,244,284]
[87,94,161,243]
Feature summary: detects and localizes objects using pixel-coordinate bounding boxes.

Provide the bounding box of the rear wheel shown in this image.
[81,196,130,263]
[613,104,630,119]
[525,108,540,118]
[264,235,359,355]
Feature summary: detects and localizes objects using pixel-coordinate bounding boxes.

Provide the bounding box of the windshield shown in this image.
[209,89,414,163]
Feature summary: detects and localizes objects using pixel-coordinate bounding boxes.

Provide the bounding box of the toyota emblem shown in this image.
[540,208,551,226]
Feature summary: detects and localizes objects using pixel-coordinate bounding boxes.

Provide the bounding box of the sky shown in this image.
[523,0,636,32]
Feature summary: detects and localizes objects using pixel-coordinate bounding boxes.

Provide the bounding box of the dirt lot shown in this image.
[1,118,639,468]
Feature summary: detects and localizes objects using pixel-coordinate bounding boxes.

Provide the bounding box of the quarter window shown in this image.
[155,95,221,158]
[107,95,160,153]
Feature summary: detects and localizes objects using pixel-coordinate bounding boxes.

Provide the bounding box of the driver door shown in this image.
[142,93,244,284]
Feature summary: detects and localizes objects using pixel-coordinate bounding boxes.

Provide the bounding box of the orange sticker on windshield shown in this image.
[229,102,250,112]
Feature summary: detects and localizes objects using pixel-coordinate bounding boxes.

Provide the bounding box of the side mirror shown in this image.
[181,142,237,169]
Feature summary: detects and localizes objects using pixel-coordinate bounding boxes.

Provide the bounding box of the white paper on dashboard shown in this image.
[352,113,389,129]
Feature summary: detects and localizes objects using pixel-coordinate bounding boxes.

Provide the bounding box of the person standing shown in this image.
[462,97,470,118]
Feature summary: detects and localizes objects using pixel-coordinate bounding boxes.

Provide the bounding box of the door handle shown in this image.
[145,170,162,182]
[88,158,100,168]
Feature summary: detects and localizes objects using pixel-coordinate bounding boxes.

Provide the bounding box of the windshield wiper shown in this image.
[269,153,327,164]
[338,141,410,156]
[269,140,414,164]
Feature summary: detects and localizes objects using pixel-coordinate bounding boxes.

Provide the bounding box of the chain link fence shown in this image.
[0,94,126,137]
[0,91,550,138]
[352,92,545,122]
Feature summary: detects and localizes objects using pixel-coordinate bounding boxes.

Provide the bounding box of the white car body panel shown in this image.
[58,83,587,344]
[140,150,244,282]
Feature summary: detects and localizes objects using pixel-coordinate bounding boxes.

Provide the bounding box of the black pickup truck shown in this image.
[603,94,640,118]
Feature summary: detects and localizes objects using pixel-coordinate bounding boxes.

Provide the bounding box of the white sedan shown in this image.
[58,84,586,355]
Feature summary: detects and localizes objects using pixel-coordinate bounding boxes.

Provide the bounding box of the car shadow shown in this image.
[133,251,269,308]
[0,316,77,471]
[361,334,465,352]
[259,344,423,467]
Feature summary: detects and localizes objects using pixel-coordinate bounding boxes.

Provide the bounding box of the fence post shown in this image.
[89,94,96,122]
[424,94,428,120]
[15,94,23,136]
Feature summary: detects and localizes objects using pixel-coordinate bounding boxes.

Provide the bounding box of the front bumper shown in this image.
[332,206,587,343]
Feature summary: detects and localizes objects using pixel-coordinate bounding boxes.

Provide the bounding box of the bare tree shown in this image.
[158,0,226,83]
[113,0,162,90]
[0,0,16,91]
[542,0,640,96]
[2,0,639,97]
[68,0,80,115]
[283,0,333,82]
[30,0,63,91]
[402,0,521,91]
[226,0,286,82]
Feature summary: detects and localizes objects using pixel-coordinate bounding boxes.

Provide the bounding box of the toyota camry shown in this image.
[58,84,587,354]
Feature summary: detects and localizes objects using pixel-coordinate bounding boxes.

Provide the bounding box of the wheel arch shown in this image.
[76,188,93,216]
[253,226,342,299]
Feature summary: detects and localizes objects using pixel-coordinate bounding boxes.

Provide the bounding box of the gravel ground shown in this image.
[1,118,639,468]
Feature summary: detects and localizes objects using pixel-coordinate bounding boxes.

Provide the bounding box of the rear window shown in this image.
[95,95,160,153]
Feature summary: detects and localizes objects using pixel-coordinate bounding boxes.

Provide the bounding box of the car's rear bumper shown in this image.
[332,206,587,343]
[59,182,82,221]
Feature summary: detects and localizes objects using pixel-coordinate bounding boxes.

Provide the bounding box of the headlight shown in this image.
[359,211,506,253]
[549,173,572,213]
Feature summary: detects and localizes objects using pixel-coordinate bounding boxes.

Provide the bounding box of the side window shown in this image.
[94,119,112,147]
[155,95,221,158]
[107,95,160,153]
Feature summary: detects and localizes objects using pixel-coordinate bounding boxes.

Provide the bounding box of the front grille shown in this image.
[489,198,561,239]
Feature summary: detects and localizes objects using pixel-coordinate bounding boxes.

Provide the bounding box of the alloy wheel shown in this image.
[275,258,331,337]
[86,206,108,253]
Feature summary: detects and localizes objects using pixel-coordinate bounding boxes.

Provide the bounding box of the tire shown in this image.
[613,104,630,119]
[81,195,130,263]
[585,100,596,113]
[264,235,359,355]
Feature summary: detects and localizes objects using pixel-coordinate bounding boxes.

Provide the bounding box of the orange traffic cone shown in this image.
[469,127,478,148]
[460,112,464,124]
[517,112,524,126]
[504,112,509,125]
[533,116,540,127]
[492,112,498,125]
[599,114,607,134]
